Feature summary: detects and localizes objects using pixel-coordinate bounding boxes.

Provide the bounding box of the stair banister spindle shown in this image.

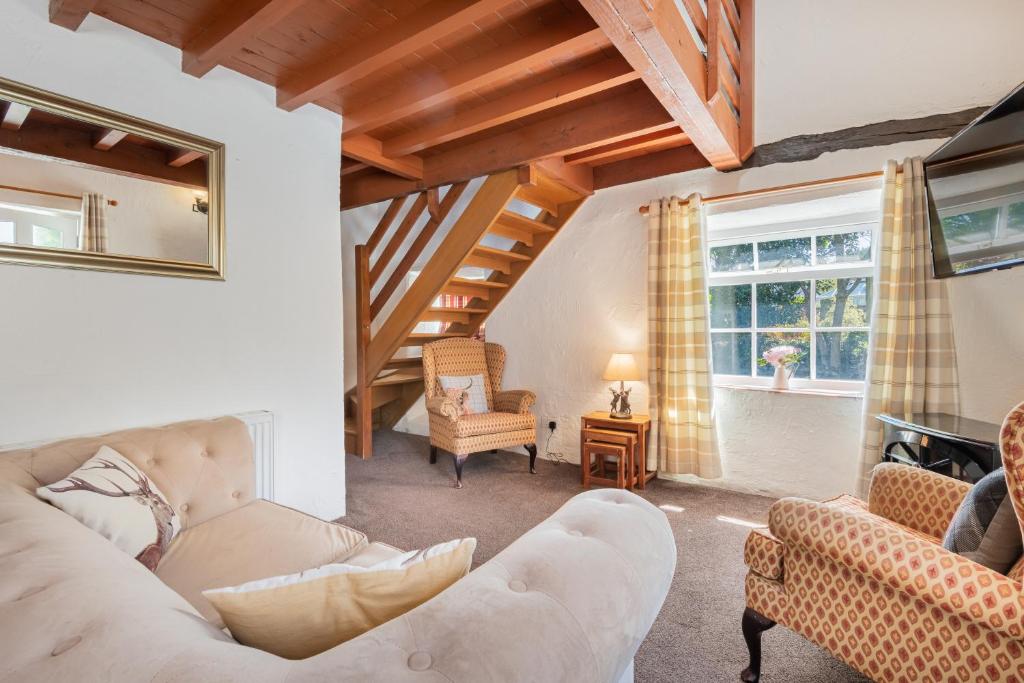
[369,191,428,286]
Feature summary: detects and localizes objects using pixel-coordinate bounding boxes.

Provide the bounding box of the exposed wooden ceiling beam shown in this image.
[277,0,513,112]
[92,128,129,151]
[182,0,305,78]
[0,121,207,188]
[592,144,709,189]
[1,103,31,131]
[565,128,690,166]
[342,135,423,180]
[341,160,370,177]
[48,0,97,30]
[343,17,605,137]
[383,56,639,156]
[341,89,673,207]
[167,149,205,168]
[578,0,742,170]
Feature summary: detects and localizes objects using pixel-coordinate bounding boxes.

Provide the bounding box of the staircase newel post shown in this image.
[355,244,373,459]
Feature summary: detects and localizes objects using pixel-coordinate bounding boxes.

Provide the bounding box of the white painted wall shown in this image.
[0,152,209,262]
[0,1,346,519]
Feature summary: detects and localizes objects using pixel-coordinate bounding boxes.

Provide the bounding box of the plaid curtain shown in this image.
[80,193,108,252]
[646,195,721,478]
[858,158,960,495]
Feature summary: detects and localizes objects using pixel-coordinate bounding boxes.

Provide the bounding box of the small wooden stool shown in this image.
[581,428,637,489]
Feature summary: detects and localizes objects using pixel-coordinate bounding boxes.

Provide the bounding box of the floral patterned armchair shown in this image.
[422,338,537,488]
[740,401,1024,682]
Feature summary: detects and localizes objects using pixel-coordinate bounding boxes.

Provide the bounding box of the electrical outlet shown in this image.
[548,420,557,431]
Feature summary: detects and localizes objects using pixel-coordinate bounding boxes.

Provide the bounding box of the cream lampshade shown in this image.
[603,353,641,419]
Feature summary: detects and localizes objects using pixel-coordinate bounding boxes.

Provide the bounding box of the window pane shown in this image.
[712,332,752,376]
[815,277,872,327]
[756,332,810,378]
[709,285,752,328]
[1008,201,1024,236]
[710,243,754,272]
[756,281,810,327]
[32,225,62,248]
[816,331,869,380]
[816,230,871,264]
[757,237,811,269]
[940,207,999,246]
[0,221,13,243]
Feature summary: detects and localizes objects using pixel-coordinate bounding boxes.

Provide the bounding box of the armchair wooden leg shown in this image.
[525,444,537,474]
[429,445,438,464]
[452,454,466,489]
[740,607,776,683]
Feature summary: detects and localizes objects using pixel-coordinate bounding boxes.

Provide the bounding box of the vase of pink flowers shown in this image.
[758,345,803,390]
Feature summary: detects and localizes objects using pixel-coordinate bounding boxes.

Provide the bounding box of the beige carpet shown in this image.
[339,429,869,683]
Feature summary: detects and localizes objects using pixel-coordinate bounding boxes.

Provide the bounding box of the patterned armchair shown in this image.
[741,401,1024,683]
[422,338,537,488]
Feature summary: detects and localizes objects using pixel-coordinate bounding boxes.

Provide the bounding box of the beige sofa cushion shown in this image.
[156,499,366,627]
[0,417,256,531]
[203,538,476,659]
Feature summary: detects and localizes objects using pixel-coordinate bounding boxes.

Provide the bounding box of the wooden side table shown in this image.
[581,412,654,490]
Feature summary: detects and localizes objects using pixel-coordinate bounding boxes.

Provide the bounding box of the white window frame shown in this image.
[707,212,878,393]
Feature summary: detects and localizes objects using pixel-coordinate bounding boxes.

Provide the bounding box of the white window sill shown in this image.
[715,382,864,399]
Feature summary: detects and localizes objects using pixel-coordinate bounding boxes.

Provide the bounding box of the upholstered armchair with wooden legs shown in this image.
[422,338,538,488]
[739,401,1024,683]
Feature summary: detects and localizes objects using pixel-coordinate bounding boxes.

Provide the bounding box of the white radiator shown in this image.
[235,410,275,502]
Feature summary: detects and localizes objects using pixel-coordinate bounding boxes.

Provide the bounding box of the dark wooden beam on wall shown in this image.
[182,0,306,77]
[49,0,98,31]
[740,107,987,170]
[277,0,513,112]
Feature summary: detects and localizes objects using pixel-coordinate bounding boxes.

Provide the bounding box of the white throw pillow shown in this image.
[203,537,476,659]
[36,445,180,571]
[439,374,488,414]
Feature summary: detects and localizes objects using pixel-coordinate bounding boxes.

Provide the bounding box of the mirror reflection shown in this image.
[0,83,221,277]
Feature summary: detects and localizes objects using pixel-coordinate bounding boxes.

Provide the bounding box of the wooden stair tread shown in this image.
[495,210,556,234]
[403,333,465,345]
[385,357,423,368]
[471,245,532,261]
[427,306,488,314]
[371,371,423,387]
[448,277,507,288]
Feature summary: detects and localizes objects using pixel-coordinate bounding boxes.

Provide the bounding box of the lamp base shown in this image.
[608,410,632,420]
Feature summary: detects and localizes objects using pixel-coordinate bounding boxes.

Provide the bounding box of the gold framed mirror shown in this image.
[0,77,224,279]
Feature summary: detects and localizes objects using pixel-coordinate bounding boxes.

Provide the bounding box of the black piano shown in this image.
[877,412,1002,484]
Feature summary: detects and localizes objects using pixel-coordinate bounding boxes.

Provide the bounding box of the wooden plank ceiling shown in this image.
[51,0,755,208]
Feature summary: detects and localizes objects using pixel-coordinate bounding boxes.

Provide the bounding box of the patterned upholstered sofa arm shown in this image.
[867,462,972,539]
[493,390,536,414]
[769,497,1024,639]
[425,396,461,422]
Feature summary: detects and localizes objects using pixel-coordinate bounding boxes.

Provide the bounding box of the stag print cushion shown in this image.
[36,446,180,571]
[439,374,488,415]
[204,537,476,659]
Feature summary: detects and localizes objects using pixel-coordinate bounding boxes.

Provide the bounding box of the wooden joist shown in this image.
[578,0,743,170]
[592,144,709,190]
[167,149,205,168]
[92,128,128,151]
[382,56,639,156]
[49,0,97,30]
[278,0,513,112]
[342,18,605,136]
[342,135,423,180]
[1,103,31,131]
[566,128,690,166]
[182,0,305,77]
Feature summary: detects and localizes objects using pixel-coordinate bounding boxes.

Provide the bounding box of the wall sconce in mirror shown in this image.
[0,77,225,279]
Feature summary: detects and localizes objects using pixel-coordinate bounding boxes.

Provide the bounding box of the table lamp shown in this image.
[603,352,641,419]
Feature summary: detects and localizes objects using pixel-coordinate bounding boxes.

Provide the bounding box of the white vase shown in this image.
[772,364,790,390]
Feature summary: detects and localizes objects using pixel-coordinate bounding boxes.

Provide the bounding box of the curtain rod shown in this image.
[0,183,118,207]
[637,170,885,215]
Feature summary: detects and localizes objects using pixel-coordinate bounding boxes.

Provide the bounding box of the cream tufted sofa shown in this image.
[0,416,675,682]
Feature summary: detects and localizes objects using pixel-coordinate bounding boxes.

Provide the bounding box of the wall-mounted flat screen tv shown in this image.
[925,81,1024,278]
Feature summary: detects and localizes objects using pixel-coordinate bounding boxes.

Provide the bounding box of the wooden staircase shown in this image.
[345,164,589,457]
